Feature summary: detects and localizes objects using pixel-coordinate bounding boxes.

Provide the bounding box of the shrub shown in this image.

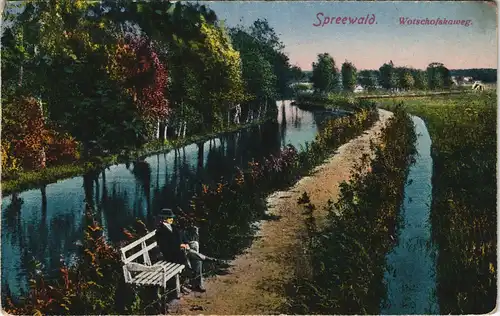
[3,205,148,315]
[296,93,377,112]
[4,104,380,315]
[287,105,417,314]
[1,95,80,179]
[2,96,46,171]
[381,92,497,314]
[45,131,80,166]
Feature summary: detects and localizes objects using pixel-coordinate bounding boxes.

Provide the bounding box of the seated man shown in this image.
[155,208,211,293]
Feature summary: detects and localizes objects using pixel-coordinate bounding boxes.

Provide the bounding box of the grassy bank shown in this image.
[294,93,377,111]
[293,90,472,112]
[285,105,417,314]
[1,116,273,196]
[5,106,380,315]
[356,90,473,99]
[378,92,497,314]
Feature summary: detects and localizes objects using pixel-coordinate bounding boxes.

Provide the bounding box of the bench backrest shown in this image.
[120,229,158,266]
[119,225,200,266]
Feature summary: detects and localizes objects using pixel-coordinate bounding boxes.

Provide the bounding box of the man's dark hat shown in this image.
[159,208,176,219]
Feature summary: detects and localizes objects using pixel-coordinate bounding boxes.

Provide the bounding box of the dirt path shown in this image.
[171,109,393,315]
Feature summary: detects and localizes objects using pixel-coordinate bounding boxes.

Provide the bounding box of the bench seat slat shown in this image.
[144,262,179,283]
[133,262,177,284]
[132,263,185,285]
[136,265,184,285]
[135,271,162,285]
[145,265,185,286]
[154,261,180,268]
[133,268,162,284]
[133,262,181,283]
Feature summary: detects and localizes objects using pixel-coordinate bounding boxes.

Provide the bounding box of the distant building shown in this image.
[452,76,474,86]
[354,85,364,93]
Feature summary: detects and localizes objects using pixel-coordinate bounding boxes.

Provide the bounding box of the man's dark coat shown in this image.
[155,223,186,264]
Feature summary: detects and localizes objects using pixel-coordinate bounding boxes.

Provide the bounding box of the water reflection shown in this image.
[381,116,439,315]
[2,101,329,298]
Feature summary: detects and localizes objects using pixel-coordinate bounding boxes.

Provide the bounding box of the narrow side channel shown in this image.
[381,116,439,315]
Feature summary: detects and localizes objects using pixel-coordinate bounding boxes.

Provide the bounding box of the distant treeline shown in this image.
[449,69,497,83]
[303,56,454,93]
[302,68,497,83]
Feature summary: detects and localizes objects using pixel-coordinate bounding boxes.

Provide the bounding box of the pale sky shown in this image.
[204,1,498,70]
[3,1,497,71]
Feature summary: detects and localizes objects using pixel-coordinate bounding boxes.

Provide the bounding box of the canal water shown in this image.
[1,101,333,298]
[381,116,439,314]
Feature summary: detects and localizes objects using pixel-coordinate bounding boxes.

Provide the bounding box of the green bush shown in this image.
[296,93,377,112]
[4,106,381,315]
[287,105,417,314]
[380,91,497,314]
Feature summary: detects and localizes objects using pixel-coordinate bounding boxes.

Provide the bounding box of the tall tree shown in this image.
[289,65,305,82]
[378,61,395,90]
[102,0,226,134]
[427,62,452,90]
[311,53,338,93]
[229,28,277,103]
[249,19,284,52]
[397,67,415,90]
[249,19,293,98]
[341,61,357,92]
[358,70,377,91]
[411,69,428,90]
[107,35,170,140]
[184,17,245,128]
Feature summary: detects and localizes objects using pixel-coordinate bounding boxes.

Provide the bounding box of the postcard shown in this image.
[1,1,497,315]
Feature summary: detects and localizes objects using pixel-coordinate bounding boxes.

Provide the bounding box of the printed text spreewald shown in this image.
[313,13,377,26]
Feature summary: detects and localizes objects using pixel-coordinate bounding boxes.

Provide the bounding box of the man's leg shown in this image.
[189,258,205,292]
[187,241,219,262]
[186,242,207,261]
[185,242,205,291]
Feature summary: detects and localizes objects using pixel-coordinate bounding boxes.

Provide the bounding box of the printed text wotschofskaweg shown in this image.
[400,17,472,26]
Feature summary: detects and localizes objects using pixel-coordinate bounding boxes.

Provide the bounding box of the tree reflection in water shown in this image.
[2,102,325,299]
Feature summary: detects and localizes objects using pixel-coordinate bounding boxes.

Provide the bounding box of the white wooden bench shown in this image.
[120,230,185,299]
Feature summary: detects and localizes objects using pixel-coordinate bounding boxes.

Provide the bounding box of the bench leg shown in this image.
[163,286,168,314]
[175,274,181,299]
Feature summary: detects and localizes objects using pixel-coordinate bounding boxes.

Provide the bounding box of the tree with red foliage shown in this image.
[127,36,170,121]
[43,131,80,166]
[2,96,46,170]
[2,96,80,174]
[2,97,78,177]
[108,35,170,140]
